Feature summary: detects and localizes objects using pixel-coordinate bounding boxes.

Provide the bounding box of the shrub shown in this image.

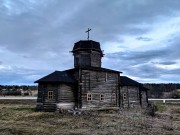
[155,102,167,112]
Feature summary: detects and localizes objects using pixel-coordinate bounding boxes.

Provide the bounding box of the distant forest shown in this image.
[0,85,38,96]
[143,83,180,98]
[0,85,37,91]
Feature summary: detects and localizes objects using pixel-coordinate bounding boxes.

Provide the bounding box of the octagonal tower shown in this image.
[71,40,104,68]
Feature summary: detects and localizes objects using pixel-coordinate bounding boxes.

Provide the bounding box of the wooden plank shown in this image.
[81,70,119,108]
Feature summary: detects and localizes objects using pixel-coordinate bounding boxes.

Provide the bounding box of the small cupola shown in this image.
[71,40,104,68]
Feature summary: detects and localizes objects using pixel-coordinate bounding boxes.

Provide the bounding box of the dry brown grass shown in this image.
[0,100,179,135]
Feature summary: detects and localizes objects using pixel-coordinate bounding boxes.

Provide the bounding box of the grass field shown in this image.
[0,100,179,135]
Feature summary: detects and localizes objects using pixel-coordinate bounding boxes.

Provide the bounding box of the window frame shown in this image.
[48,91,53,100]
[123,93,127,100]
[100,94,105,101]
[87,93,92,101]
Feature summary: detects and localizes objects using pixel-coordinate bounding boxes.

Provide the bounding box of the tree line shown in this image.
[0,85,37,91]
[143,83,180,98]
[0,85,38,96]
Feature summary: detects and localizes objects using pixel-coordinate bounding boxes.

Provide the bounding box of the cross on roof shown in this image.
[85,28,91,40]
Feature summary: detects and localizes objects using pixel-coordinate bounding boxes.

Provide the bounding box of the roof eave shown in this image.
[34,81,77,84]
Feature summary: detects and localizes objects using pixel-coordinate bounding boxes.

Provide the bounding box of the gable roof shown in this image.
[120,76,141,86]
[34,71,76,83]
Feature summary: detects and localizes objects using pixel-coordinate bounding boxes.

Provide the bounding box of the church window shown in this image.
[87,93,92,101]
[123,93,127,100]
[48,91,53,100]
[100,94,105,101]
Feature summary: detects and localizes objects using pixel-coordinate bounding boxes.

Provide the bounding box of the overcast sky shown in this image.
[0,0,180,85]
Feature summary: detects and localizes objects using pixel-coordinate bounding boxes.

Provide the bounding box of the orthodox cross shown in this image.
[85,28,91,40]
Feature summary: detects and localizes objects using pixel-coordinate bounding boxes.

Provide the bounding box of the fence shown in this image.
[148,98,180,103]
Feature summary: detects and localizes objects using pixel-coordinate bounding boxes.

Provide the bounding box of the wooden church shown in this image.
[35,38,148,112]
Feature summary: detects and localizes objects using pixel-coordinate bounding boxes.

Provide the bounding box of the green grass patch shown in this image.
[12,107,35,112]
[153,101,167,112]
[165,101,180,105]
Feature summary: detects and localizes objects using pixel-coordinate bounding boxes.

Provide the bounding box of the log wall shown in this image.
[80,70,119,108]
[37,83,76,109]
[58,84,75,103]
[40,84,58,103]
[90,51,102,67]
[120,86,141,108]
[74,51,102,68]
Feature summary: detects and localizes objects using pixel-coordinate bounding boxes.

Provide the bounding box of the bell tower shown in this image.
[71,40,103,68]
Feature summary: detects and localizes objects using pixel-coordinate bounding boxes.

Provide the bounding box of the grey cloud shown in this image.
[104,40,180,83]
[136,37,153,41]
[168,38,180,59]
[1,0,180,53]
[0,66,52,85]
[166,68,180,75]
[1,0,180,84]
[130,64,165,78]
[106,49,169,66]
[111,61,180,83]
[153,61,176,65]
[69,0,180,38]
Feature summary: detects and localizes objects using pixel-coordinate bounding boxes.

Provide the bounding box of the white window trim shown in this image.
[48,91,53,100]
[123,93,127,100]
[87,93,92,101]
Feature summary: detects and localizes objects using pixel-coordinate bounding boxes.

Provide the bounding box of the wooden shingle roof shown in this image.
[34,71,76,83]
